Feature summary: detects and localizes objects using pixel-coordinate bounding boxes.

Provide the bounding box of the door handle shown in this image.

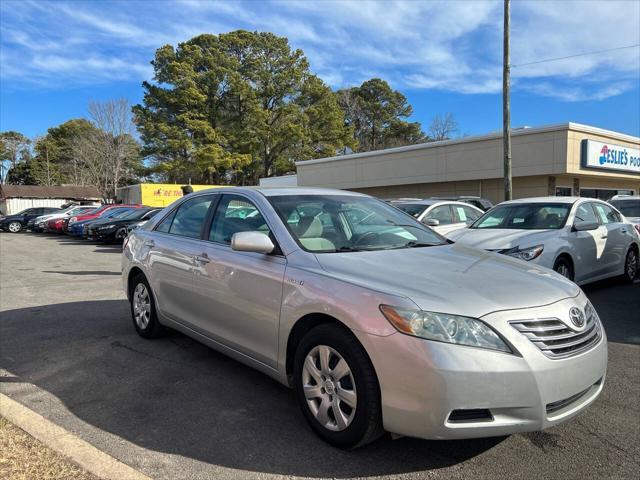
[194,254,210,264]
[601,235,608,239]
[620,228,627,234]
[144,240,155,247]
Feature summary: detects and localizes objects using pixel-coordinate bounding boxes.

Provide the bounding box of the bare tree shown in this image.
[73,99,139,200]
[428,113,459,141]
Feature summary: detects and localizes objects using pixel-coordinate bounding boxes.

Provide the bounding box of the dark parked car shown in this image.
[75,207,137,237]
[0,207,61,233]
[86,208,162,243]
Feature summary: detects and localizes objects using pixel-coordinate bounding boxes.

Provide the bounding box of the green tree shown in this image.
[0,131,31,183]
[337,78,425,152]
[33,119,97,184]
[134,31,354,184]
[6,159,35,185]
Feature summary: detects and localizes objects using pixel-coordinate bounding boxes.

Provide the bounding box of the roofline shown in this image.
[295,122,640,167]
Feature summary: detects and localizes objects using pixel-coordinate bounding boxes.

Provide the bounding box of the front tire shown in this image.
[129,274,166,339]
[293,324,383,449]
[553,256,574,281]
[622,247,638,283]
[7,221,22,233]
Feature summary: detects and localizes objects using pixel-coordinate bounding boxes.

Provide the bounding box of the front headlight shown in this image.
[506,244,544,261]
[380,305,511,352]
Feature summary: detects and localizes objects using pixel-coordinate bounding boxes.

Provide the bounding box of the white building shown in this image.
[0,185,101,215]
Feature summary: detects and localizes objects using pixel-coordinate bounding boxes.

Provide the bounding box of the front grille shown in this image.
[510,306,601,359]
[546,378,603,415]
[448,409,493,423]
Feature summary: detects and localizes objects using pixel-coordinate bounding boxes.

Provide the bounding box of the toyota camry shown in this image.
[122,187,607,448]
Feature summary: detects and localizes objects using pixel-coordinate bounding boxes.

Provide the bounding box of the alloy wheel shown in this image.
[556,263,571,279]
[627,250,638,280]
[133,283,151,330]
[302,345,357,432]
[8,222,21,233]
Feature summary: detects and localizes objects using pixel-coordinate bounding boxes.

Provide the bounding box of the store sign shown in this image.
[581,140,640,174]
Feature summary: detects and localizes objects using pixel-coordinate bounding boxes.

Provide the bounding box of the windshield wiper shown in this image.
[333,246,367,252]
[403,241,445,248]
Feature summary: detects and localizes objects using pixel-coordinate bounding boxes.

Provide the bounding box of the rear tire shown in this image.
[293,324,383,449]
[7,221,22,233]
[129,273,166,339]
[622,247,638,283]
[553,256,574,281]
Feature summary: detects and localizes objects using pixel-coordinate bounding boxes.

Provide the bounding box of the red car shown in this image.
[63,204,143,234]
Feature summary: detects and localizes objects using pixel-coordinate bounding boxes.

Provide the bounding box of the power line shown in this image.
[512,44,640,68]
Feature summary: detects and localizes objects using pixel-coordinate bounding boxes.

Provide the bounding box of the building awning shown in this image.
[0,185,102,200]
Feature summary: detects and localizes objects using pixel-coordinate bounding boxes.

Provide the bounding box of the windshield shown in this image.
[471,203,571,230]
[394,203,429,218]
[268,195,447,252]
[118,209,149,220]
[101,208,131,219]
[610,200,640,218]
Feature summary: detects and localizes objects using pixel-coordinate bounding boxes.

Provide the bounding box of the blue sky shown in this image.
[1,0,639,139]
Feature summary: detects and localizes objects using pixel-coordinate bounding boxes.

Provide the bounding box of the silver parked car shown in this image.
[448,197,639,285]
[392,199,484,237]
[123,188,607,448]
[609,195,640,235]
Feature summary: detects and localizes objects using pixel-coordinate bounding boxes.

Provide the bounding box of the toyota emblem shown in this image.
[569,307,586,328]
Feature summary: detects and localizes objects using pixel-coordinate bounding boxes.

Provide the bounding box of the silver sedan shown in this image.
[448,196,639,285]
[122,187,607,448]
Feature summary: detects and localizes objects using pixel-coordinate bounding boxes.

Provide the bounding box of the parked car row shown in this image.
[389,195,640,285]
[2,202,163,244]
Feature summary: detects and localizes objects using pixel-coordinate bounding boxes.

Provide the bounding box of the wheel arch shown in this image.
[285,313,369,385]
[554,251,575,278]
[127,266,146,299]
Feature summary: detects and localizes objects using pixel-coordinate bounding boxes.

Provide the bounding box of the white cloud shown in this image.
[0,0,638,101]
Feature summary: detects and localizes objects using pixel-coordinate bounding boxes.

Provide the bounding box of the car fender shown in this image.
[276,261,416,374]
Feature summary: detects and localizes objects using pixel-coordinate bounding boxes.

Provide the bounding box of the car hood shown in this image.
[447,228,553,250]
[313,243,579,318]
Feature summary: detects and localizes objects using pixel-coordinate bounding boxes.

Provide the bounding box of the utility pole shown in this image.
[503,0,513,200]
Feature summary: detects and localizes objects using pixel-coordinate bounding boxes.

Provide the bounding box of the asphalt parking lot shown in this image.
[1,233,639,480]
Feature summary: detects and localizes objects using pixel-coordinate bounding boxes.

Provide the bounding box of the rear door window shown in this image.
[426,205,454,225]
[593,203,620,224]
[454,205,481,224]
[155,195,214,238]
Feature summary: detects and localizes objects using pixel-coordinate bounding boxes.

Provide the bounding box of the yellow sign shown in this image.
[140,184,222,207]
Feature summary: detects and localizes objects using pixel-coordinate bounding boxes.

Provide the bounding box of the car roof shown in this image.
[501,196,581,205]
[610,196,639,201]
[393,199,480,208]
[193,186,367,198]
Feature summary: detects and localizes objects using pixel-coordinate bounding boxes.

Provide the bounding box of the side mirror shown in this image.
[425,218,440,227]
[231,231,275,254]
[573,221,599,232]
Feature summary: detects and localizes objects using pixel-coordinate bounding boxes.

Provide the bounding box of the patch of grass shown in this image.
[0,417,98,480]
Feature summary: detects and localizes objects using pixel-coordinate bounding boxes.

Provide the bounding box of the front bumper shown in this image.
[356,295,607,440]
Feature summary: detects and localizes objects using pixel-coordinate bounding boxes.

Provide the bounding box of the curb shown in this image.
[1,393,153,480]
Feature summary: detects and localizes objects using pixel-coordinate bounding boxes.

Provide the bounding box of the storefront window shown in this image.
[555,187,572,196]
[580,188,636,200]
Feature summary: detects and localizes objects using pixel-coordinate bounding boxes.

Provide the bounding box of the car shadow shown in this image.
[0,300,503,477]
[582,278,640,345]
